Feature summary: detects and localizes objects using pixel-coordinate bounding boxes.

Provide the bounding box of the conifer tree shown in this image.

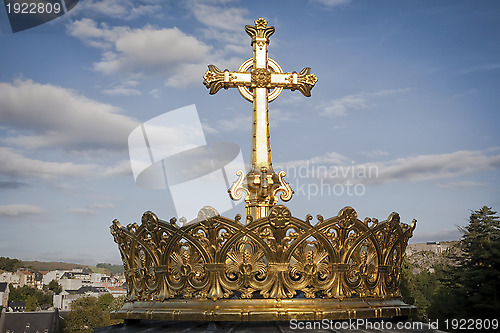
[429,206,500,320]
[458,206,500,318]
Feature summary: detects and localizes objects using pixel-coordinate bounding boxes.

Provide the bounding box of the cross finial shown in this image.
[254,17,268,29]
[203,18,318,221]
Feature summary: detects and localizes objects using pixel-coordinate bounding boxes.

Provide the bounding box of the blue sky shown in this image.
[0,0,499,265]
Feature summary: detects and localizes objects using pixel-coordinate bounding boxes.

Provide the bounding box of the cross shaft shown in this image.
[203,18,317,221]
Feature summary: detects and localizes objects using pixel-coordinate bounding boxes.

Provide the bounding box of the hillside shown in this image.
[21,260,89,271]
[18,260,124,274]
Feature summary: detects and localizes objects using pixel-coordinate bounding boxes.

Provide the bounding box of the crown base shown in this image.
[111,298,416,321]
[110,204,417,321]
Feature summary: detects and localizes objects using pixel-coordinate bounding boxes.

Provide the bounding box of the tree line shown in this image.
[401,206,500,329]
[0,257,21,272]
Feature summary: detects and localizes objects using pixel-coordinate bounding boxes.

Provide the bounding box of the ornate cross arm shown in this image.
[203,65,318,98]
[203,65,251,95]
[271,67,318,97]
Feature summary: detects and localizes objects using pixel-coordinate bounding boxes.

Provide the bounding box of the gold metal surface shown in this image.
[203,18,318,220]
[110,17,417,322]
[112,298,417,321]
[110,205,416,320]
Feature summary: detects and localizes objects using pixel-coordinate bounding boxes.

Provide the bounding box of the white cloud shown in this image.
[127,4,162,20]
[68,19,213,87]
[202,107,297,134]
[269,108,297,127]
[122,80,139,87]
[0,79,138,151]
[68,207,97,216]
[360,150,389,159]
[410,228,463,243]
[73,0,163,20]
[372,88,411,96]
[371,150,500,184]
[201,121,219,134]
[318,88,410,117]
[190,1,249,54]
[164,63,210,88]
[319,94,367,117]
[102,160,132,177]
[278,152,351,170]
[68,202,115,216]
[280,149,500,185]
[309,0,351,8]
[191,2,248,32]
[0,147,99,179]
[66,18,128,49]
[93,203,114,209]
[68,3,252,87]
[0,204,45,217]
[102,87,142,96]
[437,180,486,189]
[216,114,252,132]
[458,63,500,75]
[0,148,130,180]
[274,94,310,106]
[149,89,160,98]
[114,27,210,65]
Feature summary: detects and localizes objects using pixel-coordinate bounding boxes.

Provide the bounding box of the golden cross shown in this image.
[203,17,318,221]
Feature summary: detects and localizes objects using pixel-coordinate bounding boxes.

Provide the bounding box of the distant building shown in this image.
[405,241,456,256]
[91,273,118,288]
[58,277,83,291]
[16,270,35,288]
[0,308,60,333]
[107,286,127,298]
[53,286,109,311]
[42,270,67,286]
[0,272,19,287]
[56,270,90,291]
[0,283,9,308]
[405,240,460,274]
[33,271,44,289]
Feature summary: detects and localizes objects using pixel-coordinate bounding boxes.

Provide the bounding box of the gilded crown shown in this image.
[110,205,416,321]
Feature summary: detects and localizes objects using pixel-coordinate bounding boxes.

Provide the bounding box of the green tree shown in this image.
[36,290,53,306]
[8,285,34,302]
[97,293,114,311]
[25,295,39,311]
[0,257,21,272]
[63,294,124,332]
[401,258,445,320]
[108,295,126,313]
[47,279,63,295]
[107,295,126,325]
[82,267,93,274]
[429,206,500,321]
[63,296,111,333]
[400,257,414,305]
[8,284,53,307]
